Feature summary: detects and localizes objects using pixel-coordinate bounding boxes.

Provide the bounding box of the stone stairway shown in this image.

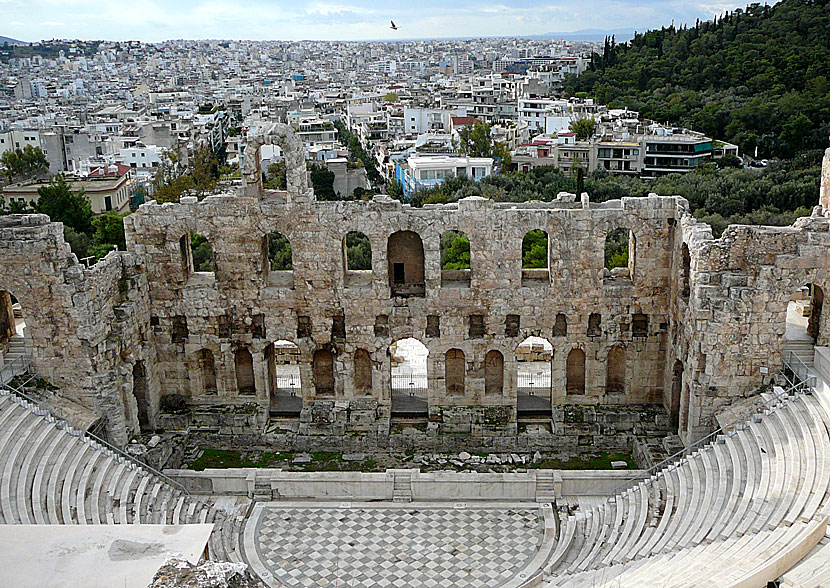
[392,470,412,502]
[783,338,816,370]
[4,336,25,363]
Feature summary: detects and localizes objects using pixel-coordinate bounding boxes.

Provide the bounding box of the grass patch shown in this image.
[188,448,294,470]
[530,452,636,470]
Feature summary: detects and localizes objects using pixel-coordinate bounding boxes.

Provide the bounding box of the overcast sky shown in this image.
[2,0,766,43]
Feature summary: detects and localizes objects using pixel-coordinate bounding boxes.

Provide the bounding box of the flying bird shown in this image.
[390,20,400,30]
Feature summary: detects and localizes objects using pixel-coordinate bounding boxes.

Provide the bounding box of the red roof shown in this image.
[451,116,481,126]
[89,164,132,177]
[559,132,576,137]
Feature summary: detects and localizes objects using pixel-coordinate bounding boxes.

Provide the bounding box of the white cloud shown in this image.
[39,21,65,25]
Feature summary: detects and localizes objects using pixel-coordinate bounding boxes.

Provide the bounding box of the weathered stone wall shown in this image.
[123,190,675,440]
[0,214,153,444]
[2,130,829,451]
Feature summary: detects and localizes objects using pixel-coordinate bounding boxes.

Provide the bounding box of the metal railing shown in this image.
[0,354,31,386]
[607,353,815,501]
[274,374,302,396]
[0,357,190,496]
[517,372,551,395]
[391,373,428,396]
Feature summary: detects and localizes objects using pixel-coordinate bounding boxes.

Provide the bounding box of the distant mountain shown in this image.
[530,29,636,42]
[0,36,26,46]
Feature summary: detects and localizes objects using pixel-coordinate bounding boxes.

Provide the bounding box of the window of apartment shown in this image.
[598,148,611,158]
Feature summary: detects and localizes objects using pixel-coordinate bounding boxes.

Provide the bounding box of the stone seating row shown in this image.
[0,391,213,528]
[544,388,830,586]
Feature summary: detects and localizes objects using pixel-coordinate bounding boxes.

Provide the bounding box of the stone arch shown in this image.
[604,226,635,279]
[132,361,150,431]
[521,229,549,285]
[235,348,256,395]
[354,348,373,395]
[566,348,586,395]
[198,348,217,395]
[313,348,335,396]
[606,345,626,394]
[390,337,429,416]
[484,350,504,396]
[242,122,310,199]
[445,348,466,396]
[786,283,824,345]
[440,230,471,287]
[388,230,425,297]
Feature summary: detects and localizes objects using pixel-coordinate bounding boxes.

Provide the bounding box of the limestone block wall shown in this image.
[124,190,676,437]
[677,212,830,442]
[0,214,153,444]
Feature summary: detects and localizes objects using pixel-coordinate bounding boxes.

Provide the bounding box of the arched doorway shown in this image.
[0,290,27,364]
[606,346,626,394]
[132,361,150,432]
[313,348,335,396]
[390,338,429,417]
[269,340,302,417]
[235,348,255,395]
[484,350,504,396]
[354,349,373,396]
[445,349,466,396]
[566,348,586,395]
[785,284,823,370]
[515,336,552,417]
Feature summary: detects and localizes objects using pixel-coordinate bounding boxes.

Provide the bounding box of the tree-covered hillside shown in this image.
[565,0,830,158]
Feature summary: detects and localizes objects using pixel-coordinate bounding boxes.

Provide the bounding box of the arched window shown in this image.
[354,349,373,395]
[235,348,255,395]
[440,230,471,287]
[190,232,215,273]
[606,346,625,394]
[522,230,549,285]
[344,231,372,287]
[387,231,425,297]
[264,232,293,287]
[313,349,335,396]
[198,349,217,395]
[566,348,586,395]
[445,348,466,396]
[604,227,635,280]
[484,350,504,396]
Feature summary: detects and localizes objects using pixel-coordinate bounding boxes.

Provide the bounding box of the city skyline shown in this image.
[2,0,770,43]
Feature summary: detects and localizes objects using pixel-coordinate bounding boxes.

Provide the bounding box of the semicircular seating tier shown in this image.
[541,385,830,588]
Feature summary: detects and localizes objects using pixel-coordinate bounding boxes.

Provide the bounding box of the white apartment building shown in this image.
[403,107,467,135]
[118,143,162,178]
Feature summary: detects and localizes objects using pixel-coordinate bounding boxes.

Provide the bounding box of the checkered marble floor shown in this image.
[245,502,551,588]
